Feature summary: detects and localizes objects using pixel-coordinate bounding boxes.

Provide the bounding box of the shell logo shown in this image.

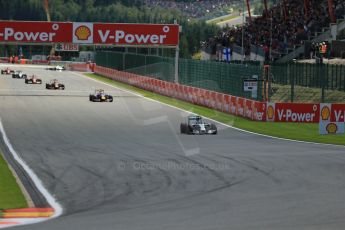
[321,106,331,120]
[326,123,338,134]
[75,26,91,40]
[267,105,274,120]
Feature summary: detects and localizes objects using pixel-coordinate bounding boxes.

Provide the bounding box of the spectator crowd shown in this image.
[203,0,345,60]
[144,0,236,19]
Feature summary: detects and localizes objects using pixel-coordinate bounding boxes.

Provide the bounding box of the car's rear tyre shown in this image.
[211,124,217,135]
[180,123,186,134]
[181,123,190,134]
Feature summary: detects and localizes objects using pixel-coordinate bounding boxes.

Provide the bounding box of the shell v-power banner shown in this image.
[0,21,179,46]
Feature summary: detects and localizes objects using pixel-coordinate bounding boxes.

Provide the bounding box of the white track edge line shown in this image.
[0,119,63,226]
[73,71,345,149]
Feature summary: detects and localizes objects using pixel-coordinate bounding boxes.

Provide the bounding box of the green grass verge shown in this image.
[84,73,345,146]
[0,153,27,210]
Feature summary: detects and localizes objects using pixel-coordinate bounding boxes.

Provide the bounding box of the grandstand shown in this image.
[202,0,345,63]
[144,0,237,19]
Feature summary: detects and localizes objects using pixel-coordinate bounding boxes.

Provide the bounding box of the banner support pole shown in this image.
[174,45,179,83]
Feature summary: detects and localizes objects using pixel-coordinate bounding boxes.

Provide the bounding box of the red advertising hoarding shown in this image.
[267,103,319,123]
[0,21,72,43]
[330,104,345,122]
[253,101,266,121]
[236,97,245,117]
[244,99,253,120]
[93,23,179,46]
[0,21,179,46]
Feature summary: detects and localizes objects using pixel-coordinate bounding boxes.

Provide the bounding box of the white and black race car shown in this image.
[25,75,42,84]
[46,65,66,71]
[180,115,217,135]
[12,71,27,79]
[46,79,65,90]
[89,89,113,102]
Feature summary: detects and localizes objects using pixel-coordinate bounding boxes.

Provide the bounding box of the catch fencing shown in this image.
[270,63,345,103]
[95,51,263,100]
[95,52,345,103]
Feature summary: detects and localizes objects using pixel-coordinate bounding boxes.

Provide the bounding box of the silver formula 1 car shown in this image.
[180,115,217,135]
[12,70,27,79]
[46,65,66,71]
[89,89,113,102]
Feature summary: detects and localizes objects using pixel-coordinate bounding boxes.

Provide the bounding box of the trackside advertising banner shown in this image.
[330,104,345,122]
[253,101,266,121]
[319,103,345,135]
[93,23,179,46]
[266,103,319,123]
[0,21,179,46]
[0,21,72,43]
[266,103,345,123]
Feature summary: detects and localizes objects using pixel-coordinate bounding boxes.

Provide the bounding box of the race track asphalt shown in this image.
[0,66,345,230]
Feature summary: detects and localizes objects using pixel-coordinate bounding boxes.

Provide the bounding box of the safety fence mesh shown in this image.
[95,51,262,100]
[95,52,345,103]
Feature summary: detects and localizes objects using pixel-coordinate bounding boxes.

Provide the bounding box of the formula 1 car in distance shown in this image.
[46,79,65,90]
[25,75,42,84]
[180,115,217,135]
[89,89,113,102]
[46,65,66,71]
[12,71,27,79]
[1,67,15,75]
